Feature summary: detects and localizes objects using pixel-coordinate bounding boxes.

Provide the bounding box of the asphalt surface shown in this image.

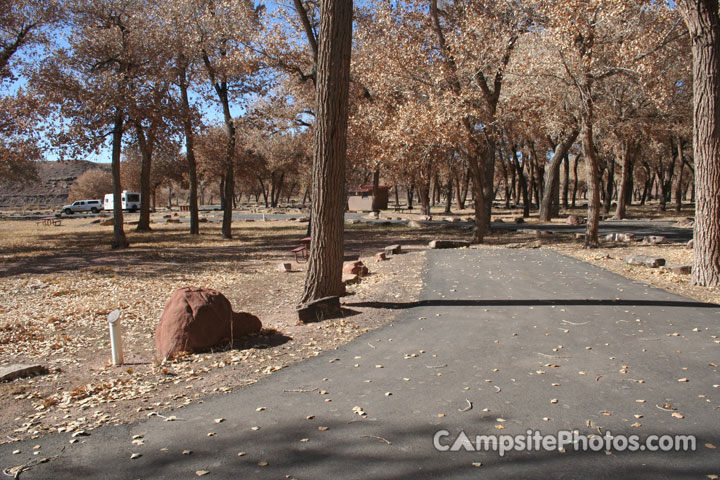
[2,249,718,479]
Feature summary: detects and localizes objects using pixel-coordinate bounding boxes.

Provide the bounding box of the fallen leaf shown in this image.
[472,462,483,467]
[678,378,689,383]
[214,418,225,423]
[318,426,329,431]
[130,453,142,459]
[237,452,247,456]
[550,399,558,404]
[671,412,685,419]
[196,470,209,476]
[631,422,642,428]
[706,443,717,449]
[183,450,192,455]
[257,461,268,467]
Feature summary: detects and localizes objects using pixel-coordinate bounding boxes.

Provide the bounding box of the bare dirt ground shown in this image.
[1,203,716,446]
[0,213,435,444]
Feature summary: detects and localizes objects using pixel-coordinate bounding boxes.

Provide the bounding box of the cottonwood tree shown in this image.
[676,0,720,286]
[35,0,163,249]
[159,0,208,235]
[188,0,264,239]
[299,0,353,305]
[0,0,61,185]
[353,0,531,242]
[127,60,180,231]
[503,35,581,221]
[533,0,682,246]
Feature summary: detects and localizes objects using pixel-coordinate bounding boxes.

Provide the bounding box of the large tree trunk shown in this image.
[562,152,570,209]
[179,58,200,235]
[679,0,720,285]
[272,171,285,207]
[675,139,685,213]
[418,182,432,216]
[466,140,487,243]
[603,156,615,214]
[300,0,353,304]
[221,127,235,239]
[371,168,381,212]
[202,50,236,238]
[111,107,128,249]
[257,175,269,207]
[581,111,601,248]
[511,146,530,218]
[444,175,452,214]
[614,138,636,220]
[540,129,579,221]
[134,124,153,232]
[571,154,580,208]
[481,141,496,231]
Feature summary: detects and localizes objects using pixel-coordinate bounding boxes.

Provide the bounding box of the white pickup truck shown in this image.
[62,199,103,215]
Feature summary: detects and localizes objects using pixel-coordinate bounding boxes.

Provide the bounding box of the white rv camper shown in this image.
[104,191,141,212]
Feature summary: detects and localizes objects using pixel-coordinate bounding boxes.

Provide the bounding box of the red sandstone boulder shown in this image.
[567,215,585,225]
[155,287,261,360]
[343,260,368,276]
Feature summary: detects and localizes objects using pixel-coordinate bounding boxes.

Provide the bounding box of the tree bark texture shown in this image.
[179,58,200,235]
[540,129,578,221]
[111,107,128,249]
[679,0,720,285]
[300,0,353,304]
[581,113,601,247]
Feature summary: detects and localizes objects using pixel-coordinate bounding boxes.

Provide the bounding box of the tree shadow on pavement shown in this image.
[345,299,720,309]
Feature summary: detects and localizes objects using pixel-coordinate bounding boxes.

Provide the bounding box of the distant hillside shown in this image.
[0,160,111,208]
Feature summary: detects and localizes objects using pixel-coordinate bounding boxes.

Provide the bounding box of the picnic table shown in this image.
[290,237,311,263]
[37,217,62,226]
